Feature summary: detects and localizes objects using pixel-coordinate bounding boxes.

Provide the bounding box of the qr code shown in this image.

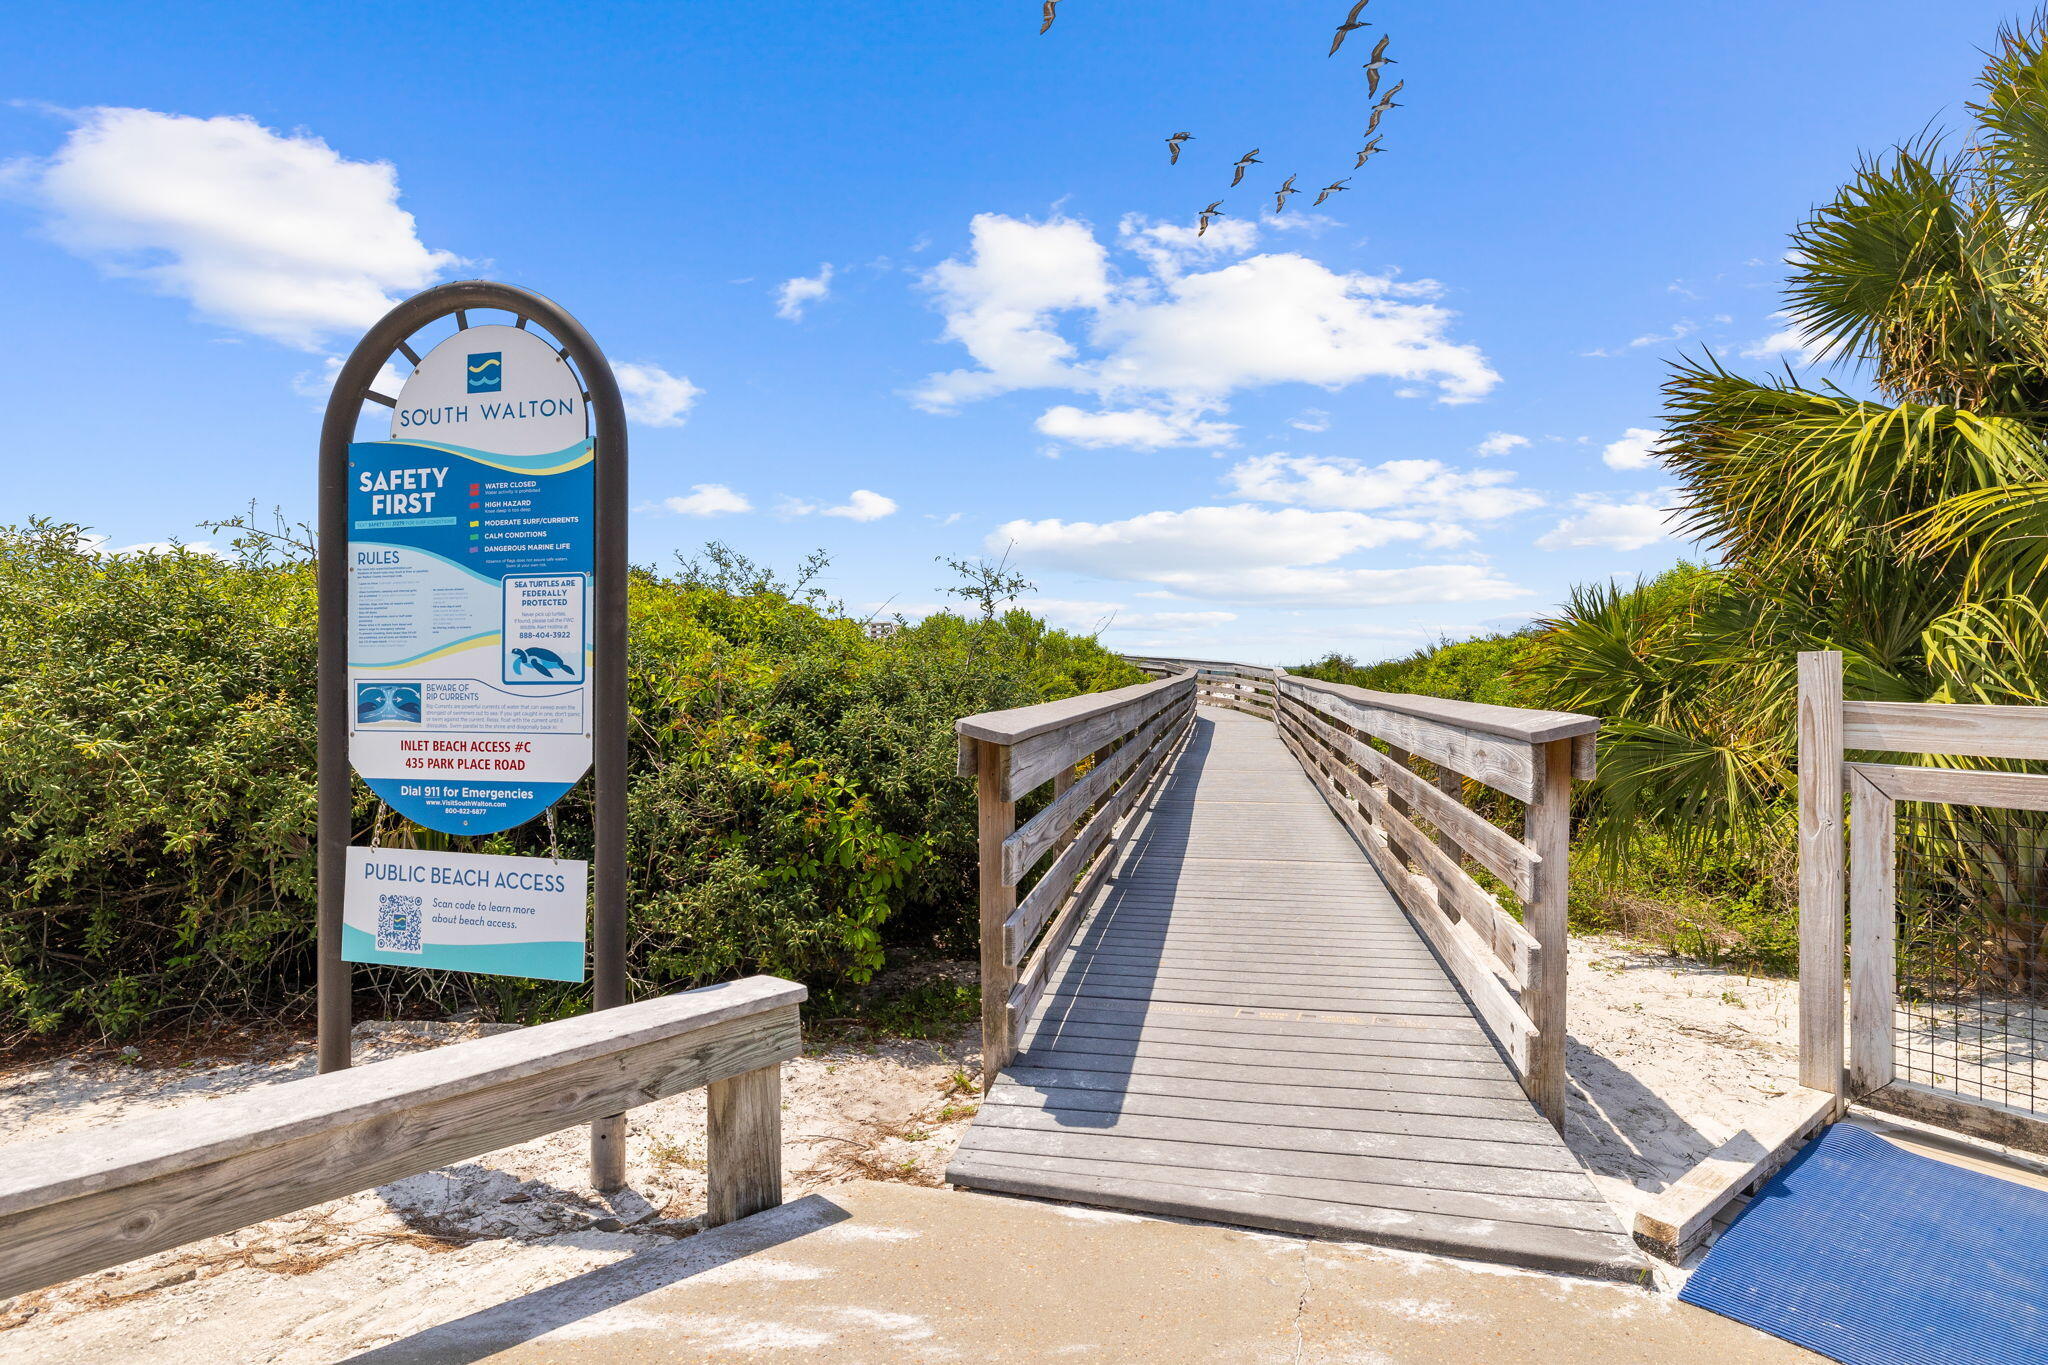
[377,894,424,953]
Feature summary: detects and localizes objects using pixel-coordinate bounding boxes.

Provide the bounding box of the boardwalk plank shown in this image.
[948,707,1640,1281]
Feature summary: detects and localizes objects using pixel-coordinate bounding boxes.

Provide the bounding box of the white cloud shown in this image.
[995,505,1466,583]
[1116,212,1262,276]
[1029,598,1240,633]
[1139,563,1527,607]
[912,212,1498,435]
[1536,493,1683,551]
[1290,409,1331,433]
[74,531,219,557]
[1628,320,1697,349]
[1739,310,1831,366]
[1474,431,1528,458]
[993,503,1528,606]
[663,484,751,517]
[1035,404,1236,450]
[775,263,834,321]
[613,362,702,427]
[823,489,898,522]
[914,214,1111,407]
[1089,249,1499,405]
[1601,427,1664,471]
[1224,453,1541,521]
[12,107,458,348]
[290,355,405,406]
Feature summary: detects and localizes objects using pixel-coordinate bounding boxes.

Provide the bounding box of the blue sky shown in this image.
[0,0,2024,664]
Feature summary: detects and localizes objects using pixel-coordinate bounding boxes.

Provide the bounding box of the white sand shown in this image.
[0,936,1810,1359]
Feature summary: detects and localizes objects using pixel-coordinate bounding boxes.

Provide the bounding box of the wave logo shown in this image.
[466,352,503,394]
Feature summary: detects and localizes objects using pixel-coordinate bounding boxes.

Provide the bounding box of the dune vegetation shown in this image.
[0,519,1137,1039]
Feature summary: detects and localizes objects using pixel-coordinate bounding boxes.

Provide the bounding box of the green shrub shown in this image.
[1293,631,1548,709]
[0,521,1139,1038]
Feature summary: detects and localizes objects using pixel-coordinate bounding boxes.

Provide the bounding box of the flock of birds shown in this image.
[1040,0,1406,237]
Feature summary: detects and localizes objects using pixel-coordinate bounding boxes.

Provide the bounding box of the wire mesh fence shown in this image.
[1894,799,2048,1116]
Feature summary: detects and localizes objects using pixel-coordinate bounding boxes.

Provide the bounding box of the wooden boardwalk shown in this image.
[948,707,1642,1280]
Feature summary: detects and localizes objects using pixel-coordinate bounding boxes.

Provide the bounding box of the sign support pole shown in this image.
[318,281,631,1191]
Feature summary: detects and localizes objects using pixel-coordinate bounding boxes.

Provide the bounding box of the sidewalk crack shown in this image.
[1291,1241,1313,1363]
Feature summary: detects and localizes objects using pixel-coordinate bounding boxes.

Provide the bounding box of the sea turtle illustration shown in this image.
[511,647,573,678]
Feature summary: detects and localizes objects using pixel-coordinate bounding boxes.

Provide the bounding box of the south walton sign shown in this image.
[347,323,595,835]
[317,285,633,1195]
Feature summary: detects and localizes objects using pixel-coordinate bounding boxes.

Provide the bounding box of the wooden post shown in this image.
[1386,746,1418,876]
[1046,761,1082,866]
[1847,767,1896,1097]
[977,738,1019,1086]
[1523,737,1574,1130]
[1797,650,1846,1104]
[1433,766,1470,870]
[706,1063,783,1227]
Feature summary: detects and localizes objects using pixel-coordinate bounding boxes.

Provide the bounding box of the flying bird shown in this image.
[1328,0,1370,55]
[1198,201,1226,236]
[1040,0,1058,34]
[1166,131,1194,164]
[1363,35,1396,94]
[1230,148,1261,187]
[1366,84,1404,134]
[1273,174,1301,213]
[1353,135,1384,168]
[1313,178,1350,207]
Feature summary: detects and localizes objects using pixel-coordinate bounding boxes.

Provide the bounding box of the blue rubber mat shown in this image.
[1680,1123,2048,1365]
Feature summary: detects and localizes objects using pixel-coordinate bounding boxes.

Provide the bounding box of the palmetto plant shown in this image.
[1534,20,2048,874]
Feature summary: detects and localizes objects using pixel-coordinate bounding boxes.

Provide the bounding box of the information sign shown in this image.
[346,324,594,834]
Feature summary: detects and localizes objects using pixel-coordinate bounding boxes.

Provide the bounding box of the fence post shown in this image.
[706,1063,783,1227]
[1847,767,1896,1097]
[977,738,1018,1085]
[1433,766,1470,870]
[1798,650,1847,1105]
[1524,737,1574,1130]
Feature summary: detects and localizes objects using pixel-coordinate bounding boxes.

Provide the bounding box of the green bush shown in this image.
[1292,614,1806,972]
[0,521,1139,1038]
[1292,632,1548,709]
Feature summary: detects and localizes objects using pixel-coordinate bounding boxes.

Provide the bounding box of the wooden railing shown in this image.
[956,671,1199,1077]
[1798,648,2048,1153]
[1127,656,1277,718]
[0,977,804,1301]
[1270,675,1597,1129]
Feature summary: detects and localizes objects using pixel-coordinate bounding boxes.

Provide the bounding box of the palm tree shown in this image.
[1534,20,2048,856]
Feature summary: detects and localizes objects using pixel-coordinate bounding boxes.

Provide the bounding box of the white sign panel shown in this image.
[347,323,595,835]
[343,846,587,982]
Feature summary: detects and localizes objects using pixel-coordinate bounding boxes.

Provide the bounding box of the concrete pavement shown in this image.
[355,1181,1816,1364]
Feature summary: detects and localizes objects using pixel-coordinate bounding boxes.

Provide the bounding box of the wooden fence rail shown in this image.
[1271,674,1596,1128]
[0,977,804,1303]
[1798,648,2048,1154]
[956,671,1198,1078]
[1127,656,1277,718]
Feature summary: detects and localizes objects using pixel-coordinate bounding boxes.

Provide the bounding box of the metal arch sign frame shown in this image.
[316,280,633,1188]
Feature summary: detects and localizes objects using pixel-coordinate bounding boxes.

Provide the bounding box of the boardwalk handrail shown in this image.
[0,977,805,1302]
[1272,673,1595,1127]
[1127,655,1277,719]
[957,672,1198,1077]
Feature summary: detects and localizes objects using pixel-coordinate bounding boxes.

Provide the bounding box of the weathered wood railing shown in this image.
[957,671,1198,1078]
[1798,648,2048,1152]
[1127,655,1277,718]
[0,977,804,1302]
[1271,675,1596,1129]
